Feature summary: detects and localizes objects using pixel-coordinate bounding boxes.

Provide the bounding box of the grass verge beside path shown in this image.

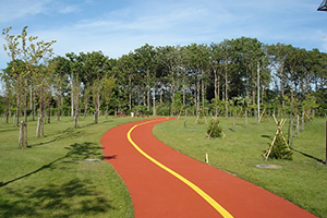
[153,117,327,218]
[0,116,143,218]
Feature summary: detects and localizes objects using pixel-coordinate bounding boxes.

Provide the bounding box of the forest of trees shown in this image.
[1,27,327,146]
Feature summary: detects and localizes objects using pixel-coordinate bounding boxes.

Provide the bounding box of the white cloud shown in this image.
[0,0,52,23]
[0,0,326,70]
[58,5,81,14]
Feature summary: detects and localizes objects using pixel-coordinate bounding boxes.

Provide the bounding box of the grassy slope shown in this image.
[0,116,143,218]
[153,116,327,218]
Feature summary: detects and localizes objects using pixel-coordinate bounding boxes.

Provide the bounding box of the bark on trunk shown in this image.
[18,121,24,147]
[74,106,79,128]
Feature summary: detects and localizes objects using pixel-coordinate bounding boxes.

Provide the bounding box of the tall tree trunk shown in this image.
[15,99,20,127]
[280,66,285,107]
[36,95,43,138]
[214,69,218,100]
[129,75,132,110]
[160,87,163,104]
[202,79,205,109]
[152,87,156,116]
[32,89,35,121]
[23,92,28,147]
[182,84,186,107]
[84,95,88,118]
[94,94,100,124]
[143,89,146,107]
[41,100,45,137]
[6,98,10,123]
[137,87,141,106]
[74,103,79,128]
[257,62,260,120]
[129,89,132,111]
[147,87,150,111]
[47,101,51,124]
[71,74,74,117]
[57,95,61,121]
[196,78,200,112]
[18,121,24,147]
[94,110,98,124]
[225,65,228,119]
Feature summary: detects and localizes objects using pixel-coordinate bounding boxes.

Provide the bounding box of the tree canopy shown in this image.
[1,28,327,128]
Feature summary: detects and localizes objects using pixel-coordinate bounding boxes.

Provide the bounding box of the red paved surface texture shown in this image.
[101,118,316,218]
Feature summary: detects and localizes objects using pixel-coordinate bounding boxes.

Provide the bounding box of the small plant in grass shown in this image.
[268,135,293,160]
[206,119,223,138]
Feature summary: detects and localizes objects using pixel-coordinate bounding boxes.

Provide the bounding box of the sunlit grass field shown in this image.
[0,115,144,218]
[153,116,327,218]
[1,114,326,217]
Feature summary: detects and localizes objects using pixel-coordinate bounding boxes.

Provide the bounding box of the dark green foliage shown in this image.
[206,119,222,138]
[268,135,293,160]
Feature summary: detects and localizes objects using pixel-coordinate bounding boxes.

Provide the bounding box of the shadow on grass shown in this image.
[0,179,112,218]
[0,142,112,217]
[291,148,325,163]
[30,128,87,147]
[0,142,103,188]
[0,129,17,133]
[103,120,114,123]
[0,156,67,188]
[261,135,273,140]
[65,142,104,159]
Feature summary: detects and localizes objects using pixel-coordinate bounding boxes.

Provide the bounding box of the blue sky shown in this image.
[0,0,327,70]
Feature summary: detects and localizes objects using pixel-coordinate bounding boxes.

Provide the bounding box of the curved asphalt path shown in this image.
[101,118,316,218]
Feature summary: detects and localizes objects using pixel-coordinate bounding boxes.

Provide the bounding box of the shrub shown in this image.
[206,119,223,138]
[268,135,293,160]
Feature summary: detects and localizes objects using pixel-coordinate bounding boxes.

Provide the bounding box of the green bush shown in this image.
[268,135,293,160]
[206,119,222,138]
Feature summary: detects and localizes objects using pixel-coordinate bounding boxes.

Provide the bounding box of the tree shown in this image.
[32,40,57,138]
[2,27,22,128]
[172,92,182,116]
[78,51,111,123]
[183,43,209,117]
[156,45,179,107]
[2,26,56,144]
[219,39,234,118]
[209,43,223,101]
[102,76,116,118]
[134,44,157,112]
[52,56,69,120]
[117,53,136,110]
[267,43,289,108]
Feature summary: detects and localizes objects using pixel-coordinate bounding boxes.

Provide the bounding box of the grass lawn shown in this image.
[153,116,327,218]
[0,115,144,218]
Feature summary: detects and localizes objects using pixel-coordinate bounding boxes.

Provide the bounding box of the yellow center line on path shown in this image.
[127,118,234,218]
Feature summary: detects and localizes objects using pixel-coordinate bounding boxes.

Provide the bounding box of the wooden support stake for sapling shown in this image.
[205,152,209,164]
[264,117,287,160]
[272,114,289,149]
[258,107,266,123]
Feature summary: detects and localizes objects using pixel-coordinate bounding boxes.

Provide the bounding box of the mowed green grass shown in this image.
[0,115,145,218]
[153,116,327,218]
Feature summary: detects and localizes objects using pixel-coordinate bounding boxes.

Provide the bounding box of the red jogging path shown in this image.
[101,118,316,218]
